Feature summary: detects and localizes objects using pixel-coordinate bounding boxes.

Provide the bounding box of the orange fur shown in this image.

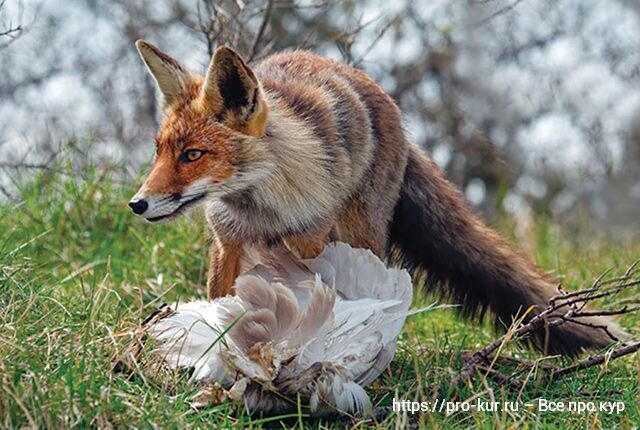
[143,107,239,196]
[283,226,335,260]
[207,237,244,298]
[131,40,626,356]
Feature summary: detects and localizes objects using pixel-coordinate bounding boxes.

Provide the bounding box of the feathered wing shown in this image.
[228,275,301,351]
[303,243,413,387]
[242,244,315,288]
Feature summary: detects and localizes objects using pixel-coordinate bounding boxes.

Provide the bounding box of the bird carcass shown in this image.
[139,242,419,416]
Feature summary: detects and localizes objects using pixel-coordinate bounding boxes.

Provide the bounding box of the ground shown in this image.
[1,159,638,429]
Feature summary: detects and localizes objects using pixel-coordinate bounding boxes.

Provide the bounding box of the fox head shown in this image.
[129,40,271,222]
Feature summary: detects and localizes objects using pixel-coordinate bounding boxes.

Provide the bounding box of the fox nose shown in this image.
[128,199,149,215]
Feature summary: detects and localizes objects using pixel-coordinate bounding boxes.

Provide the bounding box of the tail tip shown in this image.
[544,316,628,356]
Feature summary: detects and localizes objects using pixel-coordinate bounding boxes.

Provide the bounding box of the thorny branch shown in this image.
[452,261,640,389]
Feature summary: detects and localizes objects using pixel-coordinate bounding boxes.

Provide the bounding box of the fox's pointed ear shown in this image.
[199,46,269,136]
[136,40,192,107]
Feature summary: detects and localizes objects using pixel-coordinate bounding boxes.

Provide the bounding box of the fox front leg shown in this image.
[207,237,244,298]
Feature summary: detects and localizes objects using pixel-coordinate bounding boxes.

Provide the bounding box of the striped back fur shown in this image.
[133,42,625,356]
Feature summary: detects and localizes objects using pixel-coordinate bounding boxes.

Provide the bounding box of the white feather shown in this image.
[145,242,422,416]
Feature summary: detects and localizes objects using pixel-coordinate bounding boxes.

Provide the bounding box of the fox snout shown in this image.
[127,191,207,222]
[128,199,149,215]
[128,181,209,223]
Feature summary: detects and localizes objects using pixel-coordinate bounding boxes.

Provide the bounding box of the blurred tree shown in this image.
[1,0,639,235]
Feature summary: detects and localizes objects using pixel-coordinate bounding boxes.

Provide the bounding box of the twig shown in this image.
[247,0,273,62]
[479,367,524,391]
[550,341,640,382]
[452,261,640,388]
[0,24,21,39]
[451,307,566,386]
[352,16,398,66]
[475,0,526,26]
[0,162,50,169]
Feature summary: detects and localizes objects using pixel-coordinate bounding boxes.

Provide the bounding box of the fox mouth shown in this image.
[146,193,208,223]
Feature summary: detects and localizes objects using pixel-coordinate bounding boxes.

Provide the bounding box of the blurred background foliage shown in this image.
[1,0,640,237]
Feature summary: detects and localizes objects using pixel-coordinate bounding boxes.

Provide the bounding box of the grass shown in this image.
[0,158,639,429]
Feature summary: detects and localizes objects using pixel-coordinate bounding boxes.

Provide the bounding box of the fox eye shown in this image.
[180,149,205,163]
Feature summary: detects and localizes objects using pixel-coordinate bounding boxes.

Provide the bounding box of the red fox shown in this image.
[129,40,625,356]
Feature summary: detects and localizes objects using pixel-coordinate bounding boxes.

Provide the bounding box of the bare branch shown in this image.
[0,162,50,169]
[247,0,273,62]
[352,15,398,66]
[452,261,640,388]
[550,342,640,381]
[0,0,24,48]
[0,23,21,38]
[475,0,526,26]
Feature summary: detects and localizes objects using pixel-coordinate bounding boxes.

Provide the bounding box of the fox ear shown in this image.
[199,46,269,136]
[136,40,191,107]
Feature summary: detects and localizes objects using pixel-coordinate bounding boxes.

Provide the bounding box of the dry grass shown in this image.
[1,158,639,428]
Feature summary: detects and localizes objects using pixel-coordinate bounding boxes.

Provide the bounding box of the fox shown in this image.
[129,39,625,356]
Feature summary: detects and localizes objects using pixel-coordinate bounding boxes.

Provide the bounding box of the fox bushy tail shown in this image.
[390,146,626,356]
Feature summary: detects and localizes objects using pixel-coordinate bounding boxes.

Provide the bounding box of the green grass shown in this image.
[1,159,639,429]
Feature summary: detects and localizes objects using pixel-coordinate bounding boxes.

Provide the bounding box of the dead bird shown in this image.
[143,242,432,416]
